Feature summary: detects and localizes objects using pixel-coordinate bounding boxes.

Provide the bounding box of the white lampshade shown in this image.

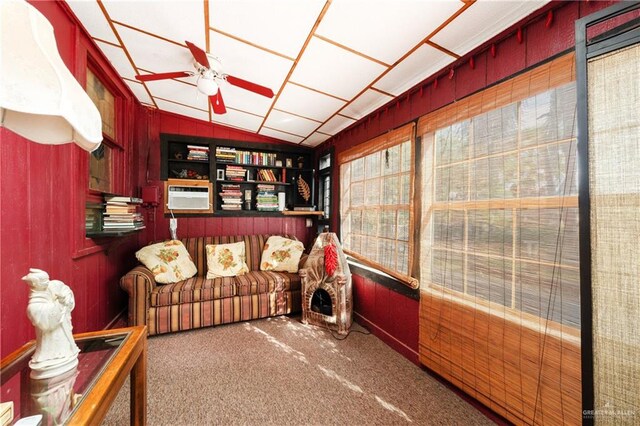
[197,77,219,96]
[0,0,102,152]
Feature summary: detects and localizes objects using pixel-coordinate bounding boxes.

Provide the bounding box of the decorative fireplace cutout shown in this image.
[300,233,352,335]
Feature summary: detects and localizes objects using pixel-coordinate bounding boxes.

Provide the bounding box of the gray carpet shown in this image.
[103,316,493,425]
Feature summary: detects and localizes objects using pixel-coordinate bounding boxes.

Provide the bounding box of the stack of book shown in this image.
[256,184,278,211]
[216,146,236,163]
[257,169,278,182]
[225,165,246,181]
[220,184,242,211]
[187,145,209,161]
[103,196,144,231]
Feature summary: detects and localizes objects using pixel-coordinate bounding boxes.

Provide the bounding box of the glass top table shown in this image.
[1,326,147,425]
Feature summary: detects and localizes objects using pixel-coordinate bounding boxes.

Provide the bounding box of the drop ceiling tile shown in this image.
[374,44,455,96]
[95,40,137,81]
[209,30,293,97]
[155,98,209,122]
[116,25,195,76]
[124,80,153,105]
[102,0,205,47]
[259,128,304,144]
[212,109,264,133]
[66,1,118,44]
[431,0,550,56]
[146,79,209,111]
[264,110,319,137]
[291,38,386,100]
[302,132,331,147]
[274,84,346,122]
[341,89,393,120]
[209,0,325,59]
[318,115,356,136]
[316,0,462,64]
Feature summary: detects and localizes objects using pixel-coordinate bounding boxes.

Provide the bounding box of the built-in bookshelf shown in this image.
[86,195,145,237]
[160,134,316,216]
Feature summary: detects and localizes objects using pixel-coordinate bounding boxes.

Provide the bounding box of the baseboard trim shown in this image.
[354,312,420,366]
[104,309,127,330]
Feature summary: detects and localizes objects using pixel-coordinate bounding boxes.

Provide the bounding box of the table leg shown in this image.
[131,338,147,425]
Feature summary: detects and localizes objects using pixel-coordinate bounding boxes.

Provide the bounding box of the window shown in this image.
[318,152,332,221]
[339,123,416,286]
[86,67,117,193]
[421,82,579,327]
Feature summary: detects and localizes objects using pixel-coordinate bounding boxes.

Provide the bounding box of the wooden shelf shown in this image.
[282,210,323,216]
[216,161,313,172]
[217,179,290,186]
[86,229,143,238]
[169,158,209,164]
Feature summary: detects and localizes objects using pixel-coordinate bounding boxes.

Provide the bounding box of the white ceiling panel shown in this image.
[95,41,137,81]
[146,80,209,111]
[155,99,209,122]
[209,30,293,96]
[102,0,205,47]
[317,0,463,65]
[431,0,550,56]
[264,110,319,137]
[302,132,331,147]
[209,0,325,59]
[291,37,386,100]
[116,25,195,75]
[374,44,455,96]
[212,109,263,133]
[214,80,272,117]
[124,80,154,105]
[259,128,304,144]
[341,89,393,120]
[66,1,118,44]
[275,84,346,122]
[318,115,356,136]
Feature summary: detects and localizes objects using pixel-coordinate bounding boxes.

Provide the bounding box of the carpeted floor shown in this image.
[103,316,493,425]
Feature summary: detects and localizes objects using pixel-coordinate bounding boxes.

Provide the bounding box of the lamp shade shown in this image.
[197,77,219,96]
[0,0,102,152]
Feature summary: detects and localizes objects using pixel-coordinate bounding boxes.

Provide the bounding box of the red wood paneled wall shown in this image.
[321,0,618,362]
[0,1,312,359]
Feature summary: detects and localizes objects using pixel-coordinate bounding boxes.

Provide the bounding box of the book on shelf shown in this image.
[104,195,143,204]
[102,194,145,232]
[293,206,317,211]
[187,145,209,161]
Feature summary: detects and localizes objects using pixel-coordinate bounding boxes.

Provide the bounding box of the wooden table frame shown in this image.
[1,325,147,425]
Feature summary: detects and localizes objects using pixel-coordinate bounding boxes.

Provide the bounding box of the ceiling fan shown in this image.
[134,41,274,115]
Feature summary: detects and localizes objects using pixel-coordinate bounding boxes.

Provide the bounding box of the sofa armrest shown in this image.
[298,253,309,271]
[119,266,157,329]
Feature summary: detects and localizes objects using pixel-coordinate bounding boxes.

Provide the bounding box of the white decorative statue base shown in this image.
[22,269,80,379]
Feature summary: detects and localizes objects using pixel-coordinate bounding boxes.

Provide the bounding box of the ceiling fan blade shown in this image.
[226,75,274,98]
[135,72,191,82]
[210,91,226,115]
[185,40,210,69]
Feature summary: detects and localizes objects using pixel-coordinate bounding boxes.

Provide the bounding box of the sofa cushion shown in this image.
[206,241,249,278]
[136,240,197,284]
[150,275,236,307]
[260,236,305,273]
[234,271,301,296]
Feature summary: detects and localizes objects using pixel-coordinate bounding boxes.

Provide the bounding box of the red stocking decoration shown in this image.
[324,243,338,277]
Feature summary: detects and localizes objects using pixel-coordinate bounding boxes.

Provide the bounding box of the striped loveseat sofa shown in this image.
[120,234,304,335]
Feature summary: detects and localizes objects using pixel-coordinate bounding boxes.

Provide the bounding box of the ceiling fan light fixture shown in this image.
[197,76,218,96]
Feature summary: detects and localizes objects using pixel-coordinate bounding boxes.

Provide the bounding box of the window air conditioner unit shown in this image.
[167,184,210,210]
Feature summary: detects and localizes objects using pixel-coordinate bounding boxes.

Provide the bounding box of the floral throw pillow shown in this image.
[260,236,304,273]
[206,241,249,278]
[135,240,197,284]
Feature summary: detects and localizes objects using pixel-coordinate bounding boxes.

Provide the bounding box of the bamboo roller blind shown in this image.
[338,123,419,288]
[418,53,581,425]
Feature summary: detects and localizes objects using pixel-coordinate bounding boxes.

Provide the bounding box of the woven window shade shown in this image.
[419,53,582,425]
[339,123,418,288]
[588,43,640,422]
